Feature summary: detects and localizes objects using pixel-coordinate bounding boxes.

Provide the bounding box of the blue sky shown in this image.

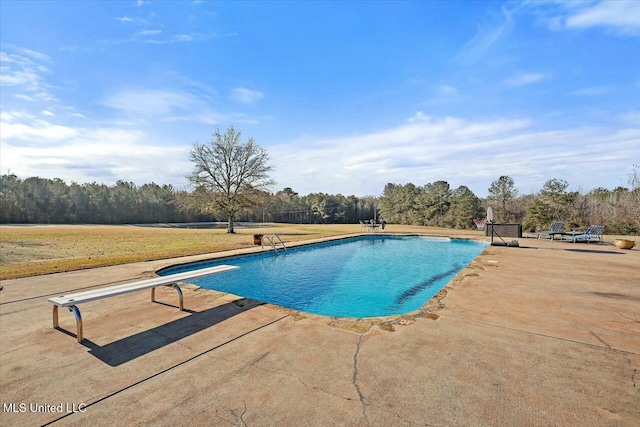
[1,0,639,197]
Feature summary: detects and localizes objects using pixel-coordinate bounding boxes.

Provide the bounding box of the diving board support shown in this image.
[52,305,84,342]
[151,284,184,311]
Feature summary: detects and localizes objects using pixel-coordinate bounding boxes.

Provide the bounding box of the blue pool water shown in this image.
[159,235,487,318]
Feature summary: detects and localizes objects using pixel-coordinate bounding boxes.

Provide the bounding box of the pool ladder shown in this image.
[262,234,287,254]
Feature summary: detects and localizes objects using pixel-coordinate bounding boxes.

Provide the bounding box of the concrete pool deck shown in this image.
[1,235,639,426]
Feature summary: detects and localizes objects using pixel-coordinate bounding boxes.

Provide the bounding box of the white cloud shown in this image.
[165,71,217,98]
[505,73,548,86]
[58,45,94,53]
[528,0,640,36]
[2,109,638,196]
[99,88,244,125]
[571,86,613,96]
[101,89,198,116]
[1,112,79,141]
[0,48,56,102]
[0,112,189,186]
[115,16,134,23]
[229,87,264,104]
[138,32,216,44]
[16,48,50,62]
[620,110,640,125]
[437,85,458,95]
[42,110,55,117]
[267,114,640,197]
[407,111,431,123]
[566,1,640,35]
[0,66,42,87]
[137,29,162,36]
[457,6,515,63]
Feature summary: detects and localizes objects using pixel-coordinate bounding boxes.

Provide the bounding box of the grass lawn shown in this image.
[0,223,633,280]
[0,223,361,280]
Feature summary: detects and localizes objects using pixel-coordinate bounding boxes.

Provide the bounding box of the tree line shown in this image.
[0,175,211,224]
[377,173,639,235]
[3,172,637,234]
[378,182,483,229]
[0,174,379,225]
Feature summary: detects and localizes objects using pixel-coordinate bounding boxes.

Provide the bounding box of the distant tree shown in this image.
[379,183,420,225]
[188,126,274,233]
[630,164,640,228]
[446,186,483,229]
[0,174,23,223]
[523,200,552,231]
[538,178,576,221]
[357,195,378,222]
[488,176,518,222]
[422,181,451,226]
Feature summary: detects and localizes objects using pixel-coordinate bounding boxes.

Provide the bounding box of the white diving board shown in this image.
[48,265,239,343]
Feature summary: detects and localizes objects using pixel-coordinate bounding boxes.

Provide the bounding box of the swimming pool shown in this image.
[159,235,487,318]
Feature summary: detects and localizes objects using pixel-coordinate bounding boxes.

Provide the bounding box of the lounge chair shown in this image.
[526,221,564,240]
[571,225,605,244]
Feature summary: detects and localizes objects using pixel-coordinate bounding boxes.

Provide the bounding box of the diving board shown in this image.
[49,265,239,343]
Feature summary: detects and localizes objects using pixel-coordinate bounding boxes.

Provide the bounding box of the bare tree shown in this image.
[188,127,274,233]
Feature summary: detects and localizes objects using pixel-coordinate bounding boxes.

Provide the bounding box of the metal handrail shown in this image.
[262,235,278,252]
[271,234,287,252]
[261,234,287,254]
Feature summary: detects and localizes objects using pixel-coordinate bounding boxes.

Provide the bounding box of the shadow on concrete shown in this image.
[84,299,263,366]
[564,249,624,255]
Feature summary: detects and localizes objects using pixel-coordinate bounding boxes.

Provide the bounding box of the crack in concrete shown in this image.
[577,322,612,350]
[352,334,369,425]
[228,403,249,427]
[214,403,249,426]
[615,311,640,326]
[440,313,640,355]
[348,333,445,426]
[626,354,639,391]
[190,332,441,426]
[250,350,271,365]
[41,316,288,426]
[213,352,354,404]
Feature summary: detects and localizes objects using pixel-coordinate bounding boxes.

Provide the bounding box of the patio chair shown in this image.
[572,225,605,244]
[526,221,564,240]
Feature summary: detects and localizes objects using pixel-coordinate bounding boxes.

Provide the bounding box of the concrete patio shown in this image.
[1,236,639,426]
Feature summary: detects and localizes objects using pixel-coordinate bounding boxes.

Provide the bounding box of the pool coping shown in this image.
[157,232,492,333]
